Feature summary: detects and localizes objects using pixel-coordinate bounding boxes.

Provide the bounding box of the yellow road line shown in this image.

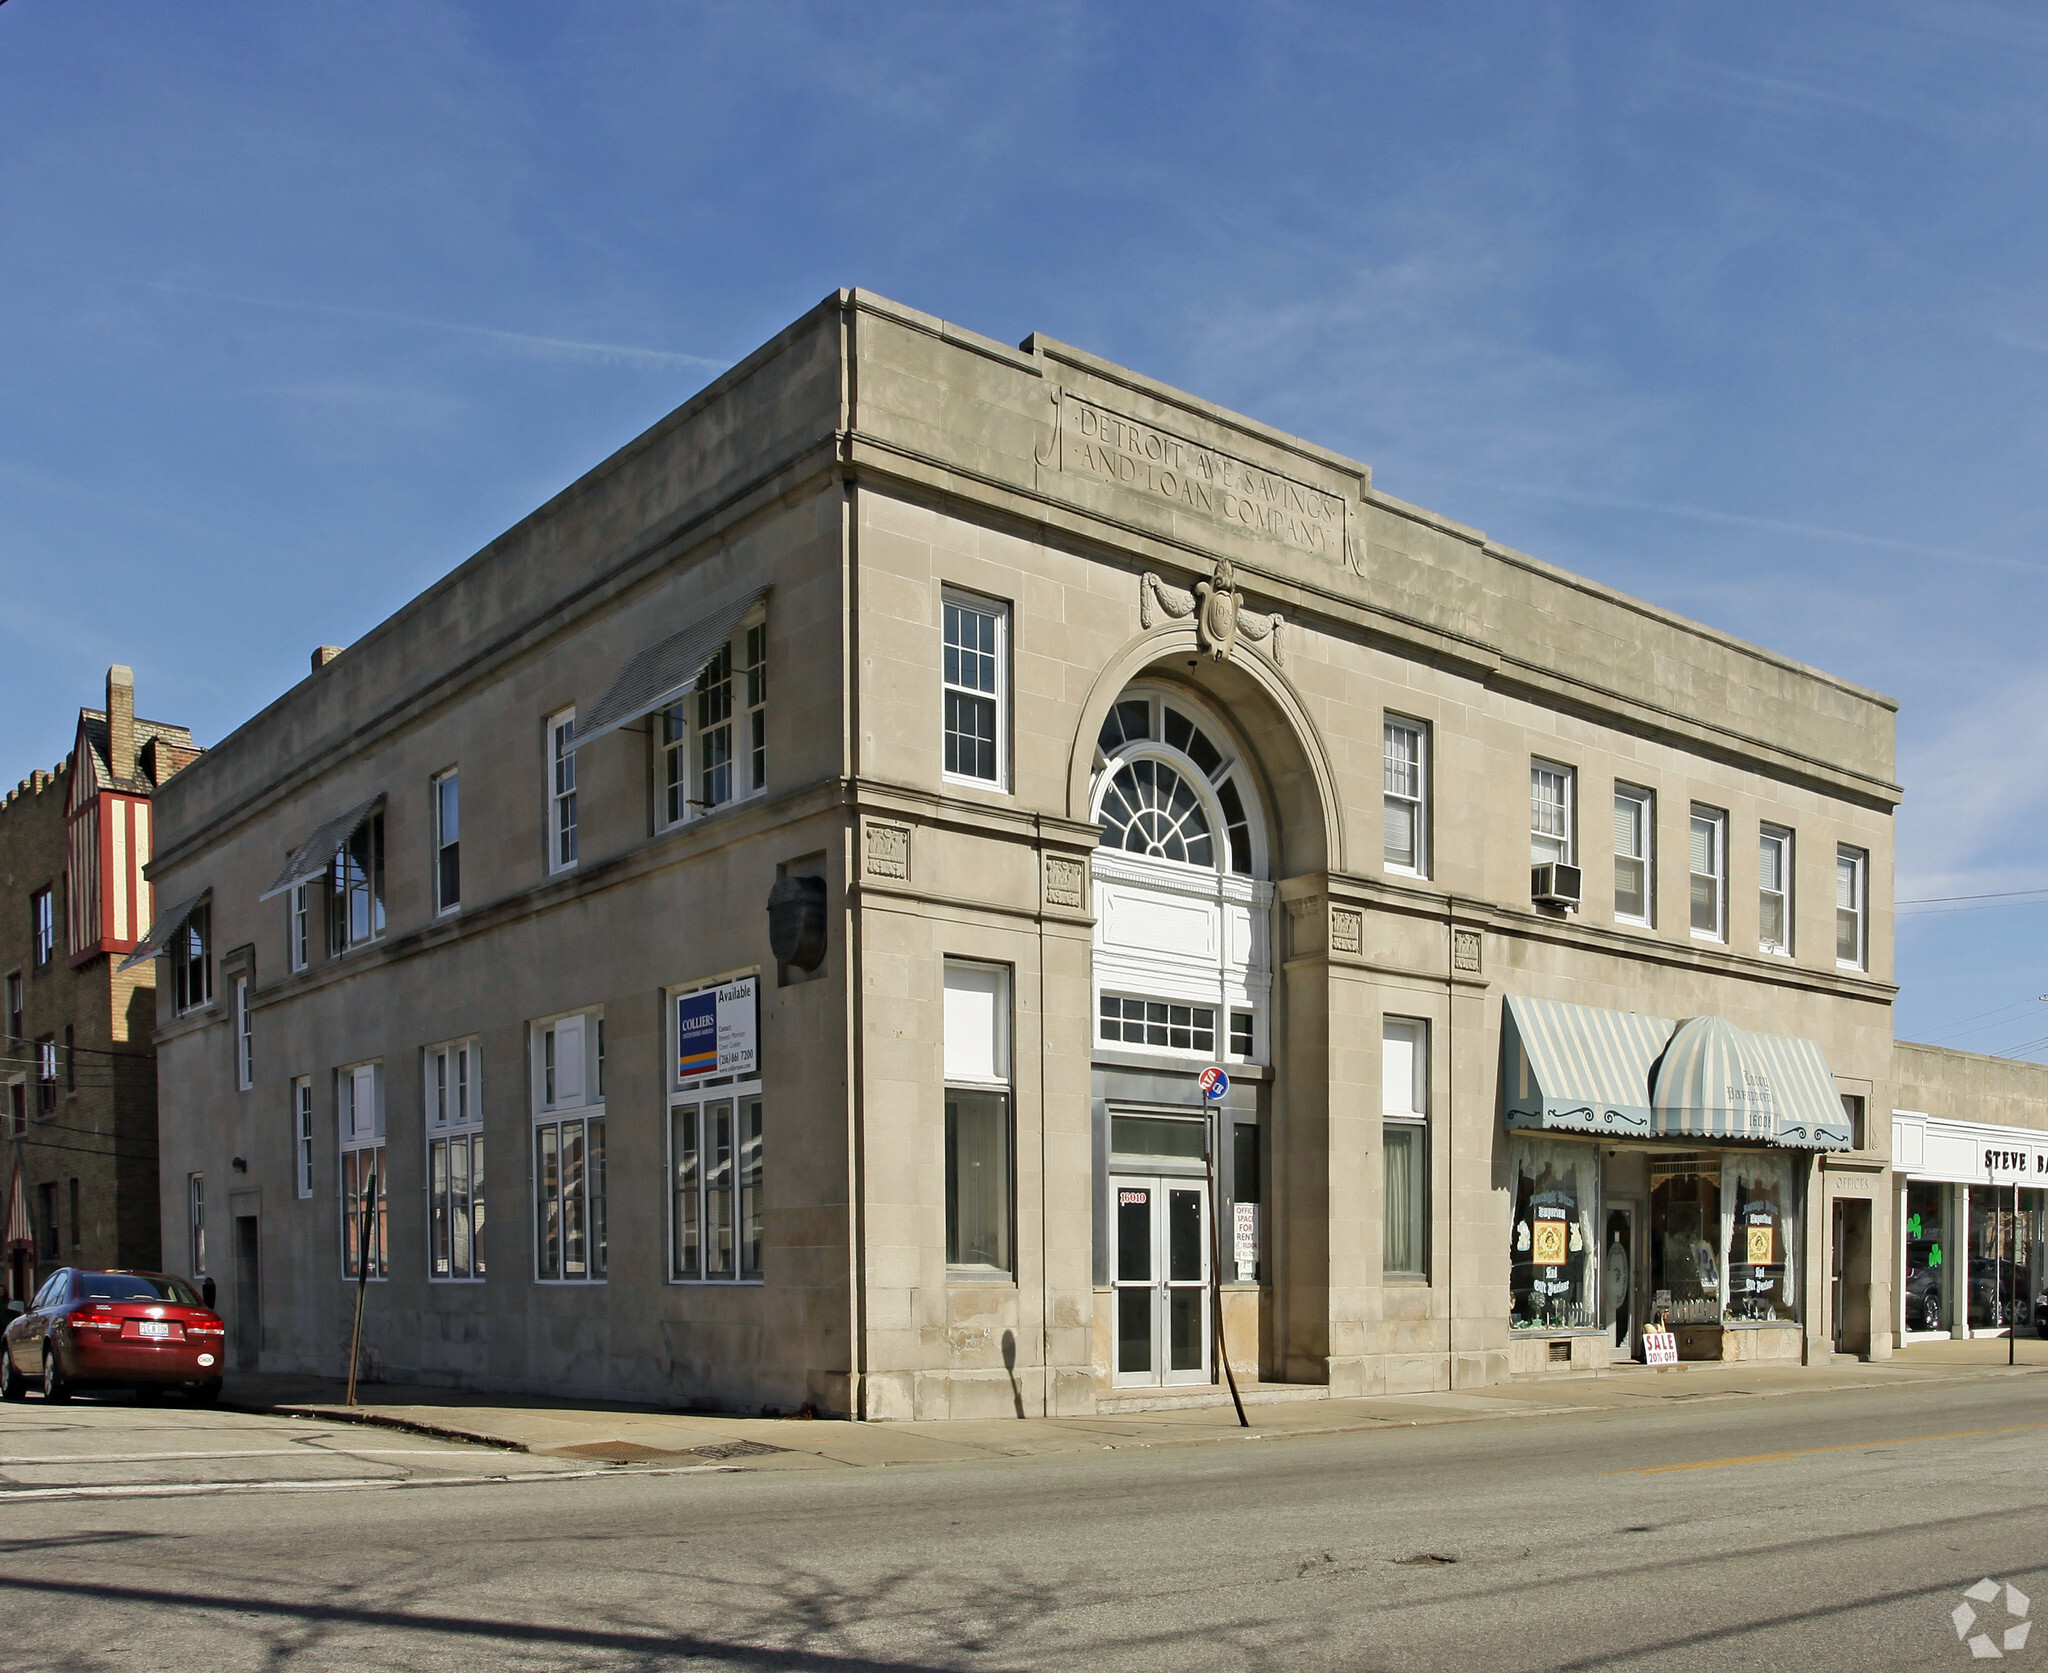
[1608,1420,2048,1475]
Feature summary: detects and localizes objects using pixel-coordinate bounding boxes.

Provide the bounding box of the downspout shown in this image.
[838,300,870,1419]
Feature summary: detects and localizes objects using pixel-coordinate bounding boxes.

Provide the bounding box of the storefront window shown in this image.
[1723,1153,1799,1323]
[1903,1180,1946,1333]
[1509,1135,1598,1330]
[1650,1154,1721,1325]
[1968,1186,2039,1331]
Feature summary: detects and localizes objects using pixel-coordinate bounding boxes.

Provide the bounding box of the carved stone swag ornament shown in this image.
[1139,559,1284,666]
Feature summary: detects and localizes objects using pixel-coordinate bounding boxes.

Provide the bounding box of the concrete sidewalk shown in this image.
[221,1339,2048,1474]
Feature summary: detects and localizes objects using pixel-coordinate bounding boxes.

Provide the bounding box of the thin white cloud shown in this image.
[1476,480,2048,577]
[136,280,730,373]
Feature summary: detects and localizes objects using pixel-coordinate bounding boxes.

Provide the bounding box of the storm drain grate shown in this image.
[690,1440,787,1461]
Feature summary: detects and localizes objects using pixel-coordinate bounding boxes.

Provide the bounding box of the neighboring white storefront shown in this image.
[1891,1112,2048,1341]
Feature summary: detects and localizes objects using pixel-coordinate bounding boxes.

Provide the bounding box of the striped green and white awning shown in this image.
[1650,1015,1776,1142]
[1747,1030,1854,1150]
[1502,995,1671,1138]
[1502,996,1852,1152]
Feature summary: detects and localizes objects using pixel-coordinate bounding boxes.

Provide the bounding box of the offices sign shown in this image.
[677,977,758,1080]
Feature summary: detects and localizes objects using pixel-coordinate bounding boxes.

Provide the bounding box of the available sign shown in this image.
[1233,1201,1258,1279]
[676,977,758,1081]
[1643,1330,1679,1366]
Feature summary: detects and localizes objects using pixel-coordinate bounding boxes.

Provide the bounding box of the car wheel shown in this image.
[0,1350,25,1402]
[41,1349,71,1404]
[187,1380,222,1406]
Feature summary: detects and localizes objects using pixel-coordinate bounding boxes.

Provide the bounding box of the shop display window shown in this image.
[1509,1135,1598,1330]
[1650,1154,1721,1325]
[1903,1180,1946,1334]
[1967,1186,2042,1332]
[1723,1153,1799,1322]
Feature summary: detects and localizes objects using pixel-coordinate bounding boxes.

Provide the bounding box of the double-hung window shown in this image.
[659,615,768,826]
[339,1063,387,1279]
[1689,805,1727,939]
[1382,1018,1429,1278]
[1613,785,1653,924]
[942,590,1006,787]
[326,813,385,954]
[288,885,310,972]
[426,1039,484,1281]
[534,1010,605,1282]
[548,710,578,872]
[668,978,762,1282]
[36,1037,56,1116]
[1530,762,1573,865]
[1383,718,1428,875]
[434,770,461,913]
[1836,845,1868,969]
[5,972,20,1046]
[173,903,212,1013]
[30,888,54,968]
[292,1076,314,1199]
[944,961,1013,1276]
[1758,825,1793,955]
[235,976,253,1090]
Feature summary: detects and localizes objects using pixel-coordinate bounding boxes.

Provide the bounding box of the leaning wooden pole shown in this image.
[345,1169,377,1407]
[1208,1141,1249,1429]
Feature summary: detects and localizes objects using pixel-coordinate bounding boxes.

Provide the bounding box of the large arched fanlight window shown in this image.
[1093,691,1258,877]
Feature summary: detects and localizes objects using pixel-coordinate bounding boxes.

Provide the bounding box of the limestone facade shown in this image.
[148,291,1906,1414]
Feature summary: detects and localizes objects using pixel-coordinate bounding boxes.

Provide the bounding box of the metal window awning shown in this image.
[260,795,385,902]
[1503,995,1671,1138]
[1503,995,1851,1152]
[115,890,210,974]
[575,585,770,749]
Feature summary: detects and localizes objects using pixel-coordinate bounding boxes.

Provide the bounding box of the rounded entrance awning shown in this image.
[1651,1015,1776,1142]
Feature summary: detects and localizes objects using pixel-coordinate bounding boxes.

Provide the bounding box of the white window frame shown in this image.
[31,887,54,968]
[1382,717,1429,877]
[531,1007,605,1284]
[1758,824,1794,956]
[1836,844,1868,970]
[665,976,761,1284]
[288,884,310,972]
[1613,783,1654,926]
[1530,760,1574,865]
[434,768,461,915]
[1098,992,1219,1058]
[338,1061,387,1280]
[943,960,1013,1278]
[547,709,578,874]
[1689,804,1727,941]
[234,975,253,1091]
[941,588,1009,791]
[1382,1017,1429,1279]
[425,1038,483,1282]
[293,1076,314,1199]
[656,611,769,828]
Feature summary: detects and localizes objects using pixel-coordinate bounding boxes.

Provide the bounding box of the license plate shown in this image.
[138,1321,171,1338]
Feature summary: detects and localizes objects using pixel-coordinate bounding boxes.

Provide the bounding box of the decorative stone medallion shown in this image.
[1452,927,1482,974]
[1329,905,1363,955]
[863,820,910,881]
[1044,853,1086,910]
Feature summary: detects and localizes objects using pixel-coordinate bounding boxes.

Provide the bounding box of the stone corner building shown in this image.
[2,667,197,1302]
[147,290,1901,1416]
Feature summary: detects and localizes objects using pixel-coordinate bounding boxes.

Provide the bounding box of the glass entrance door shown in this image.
[1112,1176,1211,1386]
[1602,1204,1638,1359]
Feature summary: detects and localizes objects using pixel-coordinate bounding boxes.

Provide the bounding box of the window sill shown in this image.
[1690,931,1725,944]
[667,1277,764,1287]
[946,1269,1017,1285]
[427,1276,487,1285]
[1837,961,1866,973]
[1383,1273,1431,1286]
[1383,864,1429,881]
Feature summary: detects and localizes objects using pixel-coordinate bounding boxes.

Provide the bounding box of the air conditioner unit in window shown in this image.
[1531,863,1583,908]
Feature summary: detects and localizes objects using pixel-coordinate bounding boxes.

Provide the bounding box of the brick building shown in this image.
[1,666,197,1300]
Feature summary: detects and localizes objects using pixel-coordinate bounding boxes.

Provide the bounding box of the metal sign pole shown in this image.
[1207,1132,1249,1430]
[345,1169,376,1407]
[2013,1178,2020,1369]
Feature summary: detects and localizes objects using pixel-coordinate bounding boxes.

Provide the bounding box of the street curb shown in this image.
[247,1402,533,1453]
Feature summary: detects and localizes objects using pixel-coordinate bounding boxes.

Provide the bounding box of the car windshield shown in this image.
[71,1273,202,1306]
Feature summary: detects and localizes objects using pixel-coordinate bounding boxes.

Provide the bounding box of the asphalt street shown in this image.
[0,1372,2042,1671]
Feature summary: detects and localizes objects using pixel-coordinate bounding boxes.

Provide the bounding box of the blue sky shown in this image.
[4,2,2048,1052]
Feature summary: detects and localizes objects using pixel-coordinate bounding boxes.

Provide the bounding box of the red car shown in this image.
[1,1268,225,1403]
